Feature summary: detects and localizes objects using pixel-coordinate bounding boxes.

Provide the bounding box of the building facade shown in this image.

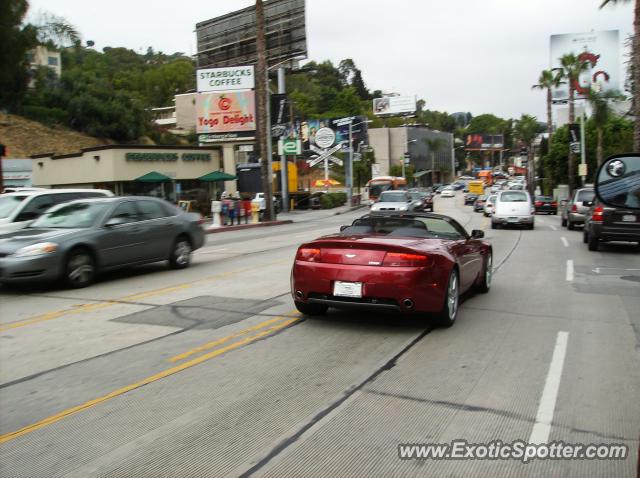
[2,159,33,188]
[368,126,455,184]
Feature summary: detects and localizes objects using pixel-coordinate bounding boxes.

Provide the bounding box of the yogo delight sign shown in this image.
[196,91,256,134]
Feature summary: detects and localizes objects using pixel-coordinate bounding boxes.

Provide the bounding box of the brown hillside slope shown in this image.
[0,113,111,158]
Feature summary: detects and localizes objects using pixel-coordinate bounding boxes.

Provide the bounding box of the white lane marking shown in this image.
[560,237,569,248]
[565,260,574,281]
[549,225,558,231]
[529,331,569,444]
[196,248,228,254]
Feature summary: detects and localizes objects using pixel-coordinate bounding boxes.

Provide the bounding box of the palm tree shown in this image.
[587,89,625,166]
[601,0,639,150]
[515,114,542,196]
[558,53,593,193]
[532,69,565,147]
[423,138,447,186]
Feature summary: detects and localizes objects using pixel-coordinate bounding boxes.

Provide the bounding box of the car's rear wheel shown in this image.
[567,220,575,231]
[491,222,498,230]
[435,269,459,328]
[583,229,589,244]
[561,217,567,227]
[475,252,492,293]
[588,232,600,251]
[169,236,192,269]
[294,301,328,316]
[64,249,96,288]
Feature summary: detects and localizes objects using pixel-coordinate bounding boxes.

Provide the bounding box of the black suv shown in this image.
[583,200,640,251]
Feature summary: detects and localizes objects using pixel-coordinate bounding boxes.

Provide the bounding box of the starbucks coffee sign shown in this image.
[315,127,335,149]
[125,152,211,162]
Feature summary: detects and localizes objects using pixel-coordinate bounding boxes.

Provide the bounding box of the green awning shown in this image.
[198,170,237,182]
[134,171,172,182]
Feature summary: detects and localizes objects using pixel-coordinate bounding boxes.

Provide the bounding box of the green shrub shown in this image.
[320,192,347,209]
[23,105,68,126]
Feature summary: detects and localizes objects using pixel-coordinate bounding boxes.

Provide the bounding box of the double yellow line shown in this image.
[0,312,300,444]
[0,260,288,332]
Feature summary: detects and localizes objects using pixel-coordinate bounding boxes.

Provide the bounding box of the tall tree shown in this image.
[532,69,565,147]
[558,53,592,193]
[0,0,38,111]
[601,0,640,150]
[255,0,273,220]
[587,89,624,166]
[515,114,543,196]
[32,11,80,48]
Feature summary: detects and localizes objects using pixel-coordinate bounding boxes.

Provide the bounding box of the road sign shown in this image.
[579,163,588,176]
[278,139,301,155]
[353,153,362,162]
[403,152,411,165]
[307,143,344,168]
[315,128,335,148]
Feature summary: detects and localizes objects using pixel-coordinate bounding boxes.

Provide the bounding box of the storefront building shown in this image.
[30,145,237,200]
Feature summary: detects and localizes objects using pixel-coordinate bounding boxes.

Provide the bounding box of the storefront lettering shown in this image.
[125,152,211,162]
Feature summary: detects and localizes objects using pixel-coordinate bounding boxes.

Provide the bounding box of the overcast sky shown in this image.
[27,0,633,120]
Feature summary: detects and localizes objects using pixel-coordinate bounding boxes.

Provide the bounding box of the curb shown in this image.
[334,204,367,215]
[205,220,293,234]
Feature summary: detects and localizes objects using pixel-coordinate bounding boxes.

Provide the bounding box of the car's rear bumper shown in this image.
[590,223,640,242]
[0,254,62,283]
[535,206,557,213]
[292,261,448,313]
[492,215,534,225]
[568,212,587,223]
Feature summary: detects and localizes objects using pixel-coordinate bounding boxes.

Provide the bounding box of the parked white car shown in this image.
[0,189,113,235]
[491,190,534,229]
[440,186,456,198]
[484,194,498,217]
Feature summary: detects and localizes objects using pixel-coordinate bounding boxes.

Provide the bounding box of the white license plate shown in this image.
[507,217,519,223]
[333,281,362,298]
[622,215,637,222]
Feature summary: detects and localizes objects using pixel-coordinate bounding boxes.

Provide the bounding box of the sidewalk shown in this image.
[205,204,367,234]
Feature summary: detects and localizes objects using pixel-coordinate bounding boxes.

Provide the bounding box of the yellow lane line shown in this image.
[0,259,289,332]
[169,315,292,363]
[0,315,301,445]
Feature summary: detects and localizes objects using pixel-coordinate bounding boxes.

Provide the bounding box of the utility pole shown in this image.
[347,122,353,206]
[255,0,273,221]
[580,108,586,187]
[277,67,289,212]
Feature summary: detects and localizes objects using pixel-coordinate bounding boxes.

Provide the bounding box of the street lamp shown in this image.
[348,119,372,206]
[403,139,417,180]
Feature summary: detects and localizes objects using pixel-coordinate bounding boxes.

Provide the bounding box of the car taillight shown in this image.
[382,252,429,267]
[535,201,543,206]
[570,204,577,213]
[296,247,321,262]
[592,206,604,223]
[551,202,557,207]
[198,217,205,225]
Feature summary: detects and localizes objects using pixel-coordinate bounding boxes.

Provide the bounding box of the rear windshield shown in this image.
[576,190,595,202]
[536,196,552,201]
[0,195,28,219]
[379,192,407,202]
[501,191,528,202]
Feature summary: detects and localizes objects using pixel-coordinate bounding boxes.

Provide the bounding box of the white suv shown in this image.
[0,189,113,235]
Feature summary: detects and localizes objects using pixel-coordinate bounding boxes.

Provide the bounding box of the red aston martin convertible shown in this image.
[291,212,492,327]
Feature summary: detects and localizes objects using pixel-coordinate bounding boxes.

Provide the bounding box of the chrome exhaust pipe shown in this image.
[295,290,304,299]
[403,299,414,309]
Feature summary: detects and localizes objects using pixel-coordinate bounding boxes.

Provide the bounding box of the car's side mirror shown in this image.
[582,201,593,207]
[105,217,127,227]
[339,225,350,232]
[471,229,484,239]
[595,154,640,210]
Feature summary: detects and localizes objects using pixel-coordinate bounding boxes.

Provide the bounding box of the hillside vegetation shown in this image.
[0,113,109,158]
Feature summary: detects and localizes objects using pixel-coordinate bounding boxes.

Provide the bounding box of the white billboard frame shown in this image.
[373,96,416,116]
[549,30,621,103]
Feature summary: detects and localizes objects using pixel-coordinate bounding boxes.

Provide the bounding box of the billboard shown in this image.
[550,30,620,102]
[278,116,369,152]
[197,66,254,92]
[465,134,504,151]
[373,96,416,116]
[196,0,307,68]
[196,91,256,134]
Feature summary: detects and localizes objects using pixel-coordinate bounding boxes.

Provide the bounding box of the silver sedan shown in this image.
[0,197,205,288]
